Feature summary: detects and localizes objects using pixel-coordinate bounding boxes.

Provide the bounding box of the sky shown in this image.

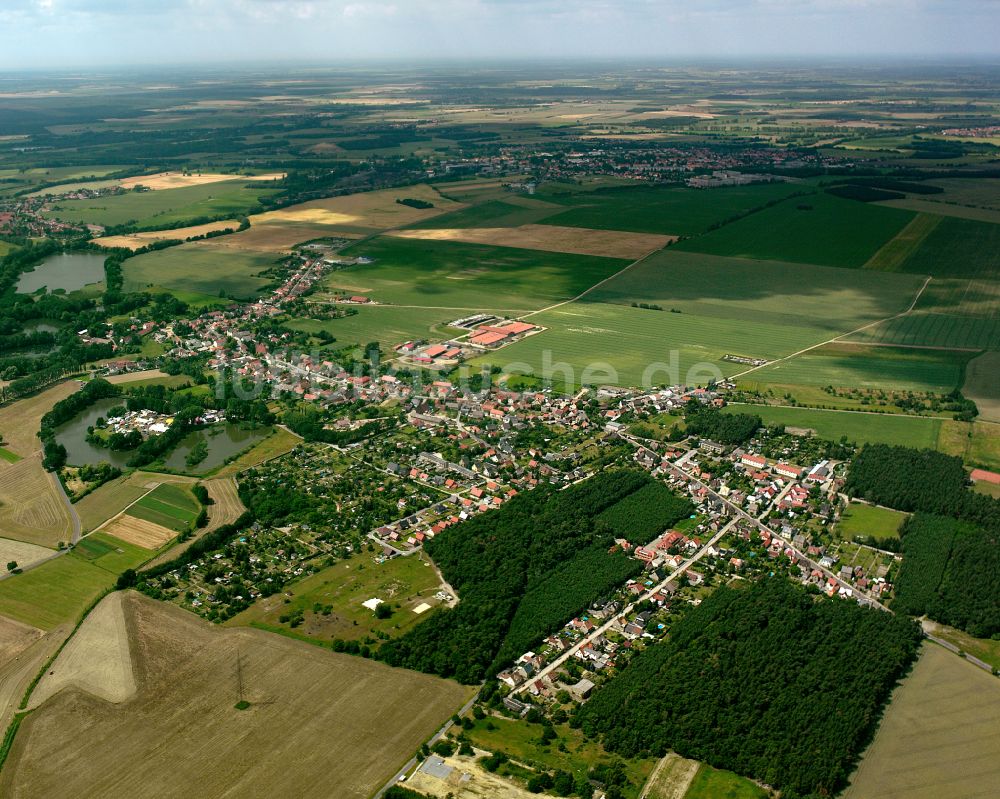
[0,0,998,68]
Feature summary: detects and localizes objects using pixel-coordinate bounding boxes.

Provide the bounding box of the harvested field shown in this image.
[29,592,134,708]
[2,593,472,799]
[642,752,700,799]
[0,456,72,548]
[118,172,283,190]
[964,351,1000,423]
[93,220,240,250]
[0,621,67,740]
[0,614,43,671]
[103,369,172,385]
[0,380,78,456]
[0,538,55,573]
[843,644,1000,799]
[250,183,463,234]
[102,515,175,549]
[209,221,362,253]
[388,224,674,259]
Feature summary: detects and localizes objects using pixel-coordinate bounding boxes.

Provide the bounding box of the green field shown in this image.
[45,180,275,228]
[963,352,1000,423]
[287,306,458,350]
[536,182,802,236]
[228,553,445,644]
[897,217,1000,279]
[472,301,826,389]
[847,313,1000,349]
[123,242,277,300]
[127,483,199,532]
[0,447,22,463]
[0,241,18,258]
[722,403,942,448]
[326,237,630,311]
[864,213,942,271]
[588,250,923,333]
[749,344,969,393]
[72,531,157,571]
[0,554,112,629]
[684,764,768,799]
[836,502,908,542]
[405,199,559,229]
[676,193,915,268]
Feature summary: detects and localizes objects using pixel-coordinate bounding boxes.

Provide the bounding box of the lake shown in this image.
[16,252,107,294]
[163,424,270,473]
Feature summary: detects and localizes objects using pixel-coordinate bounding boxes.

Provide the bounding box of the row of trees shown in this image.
[377,470,653,683]
[575,578,922,799]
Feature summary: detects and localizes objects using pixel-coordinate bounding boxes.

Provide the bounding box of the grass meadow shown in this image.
[721,403,942,448]
[677,192,915,268]
[327,236,630,311]
[288,305,459,350]
[835,502,908,542]
[45,180,275,228]
[0,554,113,629]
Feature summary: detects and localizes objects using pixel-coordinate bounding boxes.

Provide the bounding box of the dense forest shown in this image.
[684,402,761,445]
[574,578,922,799]
[595,481,693,540]
[894,513,1000,637]
[377,469,653,683]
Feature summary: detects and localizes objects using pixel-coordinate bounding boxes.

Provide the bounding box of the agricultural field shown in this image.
[43,179,277,228]
[937,420,1000,472]
[324,237,630,311]
[0,537,55,573]
[535,182,802,236]
[962,351,1000,422]
[722,403,942,448]
[0,380,79,456]
[587,250,924,333]
[835,502,908,542]
[287,306,459,351]
[474,301,826,390]
[843,644,1000,799]
[75,471,194,533]
[864,213,942,271]
[404,197,565,230]
[0,554,113,629]
[676,192,915,268]
[877,197,1000,224]
[248,182,462,235]
[122,241,278,300]
[124,483,200,533]
[895,217,1000,279]
[0,457,73,548]
[748,343,968,393]
[387,224,673,259]
[208,221,361,254]
[93,219,240,250]
[1,592,473,799]
[228,553,448,645]
[30,171,283,196]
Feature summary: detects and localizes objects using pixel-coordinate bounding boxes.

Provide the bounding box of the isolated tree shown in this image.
[6,561,17,573]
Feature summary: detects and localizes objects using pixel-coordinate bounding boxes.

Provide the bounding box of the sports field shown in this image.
[721,403,942,448]
[123,242,277,300]
[748,343,968,393]
[835,502,908,542]
[536,182,802,236]
[896,217,1000,279]
[843,644,1000,799]
[288,305,459,350]
[587,250,924,333]
[325,237,630,311]
[44,180,275,228]
[676,193,915,268]
[1,593,473,799]
[472,302,825,389]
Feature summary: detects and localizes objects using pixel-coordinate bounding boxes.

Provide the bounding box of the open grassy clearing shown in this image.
[750,343,969,393]
[249,182,462,234]
[535,182,802,236]
[937,420,1000,472]
[964,351,1000,423]
[843,644,1000,799]
[472,301,825,389]
[586,249,923,333]
[229,553,447,644]
[676,193,915,268]
[683,765,768,799]
[897,217,1000,279]
[864,213,942,271]
[387,224,674,259]
[2,592,473,799]
[123,241,278,300]
[722,403,942,448]
[288,305,460,351]
[835,502,908,542]
[44,180,276,228]
[325,237,631,311]
[0,456,72,548]
[93,219,240,250]
[0,380,78,456]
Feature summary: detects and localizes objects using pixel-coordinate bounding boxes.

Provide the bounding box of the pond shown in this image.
[162,424,271,473]
[54,397,132,468]
[16,252,106,294]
